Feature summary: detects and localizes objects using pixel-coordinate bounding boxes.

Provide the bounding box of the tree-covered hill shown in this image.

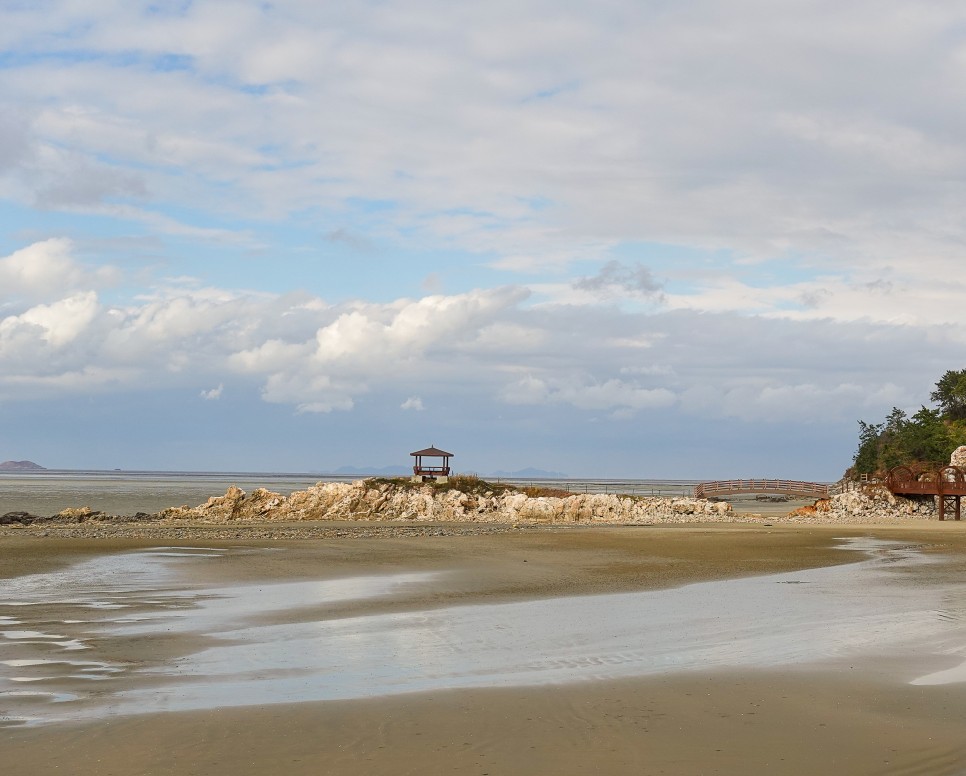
[851,369,966,478]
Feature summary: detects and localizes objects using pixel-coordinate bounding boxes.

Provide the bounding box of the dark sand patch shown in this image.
[6,669,966,776]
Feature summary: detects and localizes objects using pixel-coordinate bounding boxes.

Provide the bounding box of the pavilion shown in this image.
[411,446,453,483]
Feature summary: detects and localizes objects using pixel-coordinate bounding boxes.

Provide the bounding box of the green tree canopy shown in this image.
[930,369,966,421]
[851,370,966,477]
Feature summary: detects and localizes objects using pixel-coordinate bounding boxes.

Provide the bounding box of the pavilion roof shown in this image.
[410,446,454,457]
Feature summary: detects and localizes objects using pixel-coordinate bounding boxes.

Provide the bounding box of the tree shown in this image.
[902,406,952,466]
[877,407,910,471]
[852,420,882,475]
[930,369,966,421]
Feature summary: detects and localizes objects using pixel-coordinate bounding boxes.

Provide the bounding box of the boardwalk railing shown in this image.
[886,465,966,521]
[694,479,831,499]
[886,465,966,496]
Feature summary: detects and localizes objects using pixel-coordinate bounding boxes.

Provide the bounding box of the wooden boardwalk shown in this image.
[693,479,830,500]
[887,465,966,520]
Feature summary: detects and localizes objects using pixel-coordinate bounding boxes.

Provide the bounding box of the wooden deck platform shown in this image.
[886,465,966,520]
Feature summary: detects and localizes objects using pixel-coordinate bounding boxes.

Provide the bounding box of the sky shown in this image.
[1,0,965,479]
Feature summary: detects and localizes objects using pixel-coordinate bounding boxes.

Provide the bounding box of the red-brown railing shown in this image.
[886,466,966,496]
[694,479,830,499]
[886,465,966,520]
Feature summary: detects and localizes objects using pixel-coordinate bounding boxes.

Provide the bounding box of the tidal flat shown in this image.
[4,524,966,775]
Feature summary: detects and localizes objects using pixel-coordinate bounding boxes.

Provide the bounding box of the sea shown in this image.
[0,470,812,517]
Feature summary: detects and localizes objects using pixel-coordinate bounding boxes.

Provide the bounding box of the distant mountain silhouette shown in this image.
[0,460,46,471]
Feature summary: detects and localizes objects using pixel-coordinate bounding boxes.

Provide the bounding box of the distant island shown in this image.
[0,460,46,471]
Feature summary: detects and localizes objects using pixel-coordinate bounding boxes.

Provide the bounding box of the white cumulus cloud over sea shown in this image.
[0,1,965,476]
[0,240,949,435]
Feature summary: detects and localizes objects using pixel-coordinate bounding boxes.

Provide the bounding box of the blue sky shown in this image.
[2,0,966,479]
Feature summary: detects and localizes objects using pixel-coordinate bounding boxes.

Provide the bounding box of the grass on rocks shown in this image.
[365,475,612,500]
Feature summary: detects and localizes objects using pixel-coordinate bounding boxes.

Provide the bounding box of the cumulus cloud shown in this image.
[0,241,959,439]
[0,239,91,299]
[14,292,100,347]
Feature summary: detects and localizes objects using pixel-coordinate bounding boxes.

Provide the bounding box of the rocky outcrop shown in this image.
[0,511,41,525]
[790,484,937,522]
[54,506,104,521]
[156,480,733,525]
[790,447,966,522]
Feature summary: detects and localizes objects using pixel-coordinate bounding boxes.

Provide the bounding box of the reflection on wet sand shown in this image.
[3,537,966,728]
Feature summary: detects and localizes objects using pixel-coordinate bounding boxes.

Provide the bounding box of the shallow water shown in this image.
[0,472,333,516]
[2,539,965,726]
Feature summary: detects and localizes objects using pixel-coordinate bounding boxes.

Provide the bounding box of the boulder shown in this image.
[0,511,39,525]
[54,506,102,521]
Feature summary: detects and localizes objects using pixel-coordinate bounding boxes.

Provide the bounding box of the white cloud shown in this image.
[0,242,958,443]
[3,291,100,348]
[261,373,357,414]
[401,396,424,411]
[0,239,87,299]
[200,384,223,400]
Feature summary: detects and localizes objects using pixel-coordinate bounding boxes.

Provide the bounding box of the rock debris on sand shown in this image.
[788,483,940,524]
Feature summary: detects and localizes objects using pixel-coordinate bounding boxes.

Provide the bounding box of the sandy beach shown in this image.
[5,522,966,775]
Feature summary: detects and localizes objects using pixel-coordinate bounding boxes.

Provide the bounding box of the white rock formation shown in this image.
[805,484,935,521]
[157,480,733,525]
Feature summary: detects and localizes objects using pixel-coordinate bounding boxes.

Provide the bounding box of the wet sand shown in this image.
[5,522,966,775]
